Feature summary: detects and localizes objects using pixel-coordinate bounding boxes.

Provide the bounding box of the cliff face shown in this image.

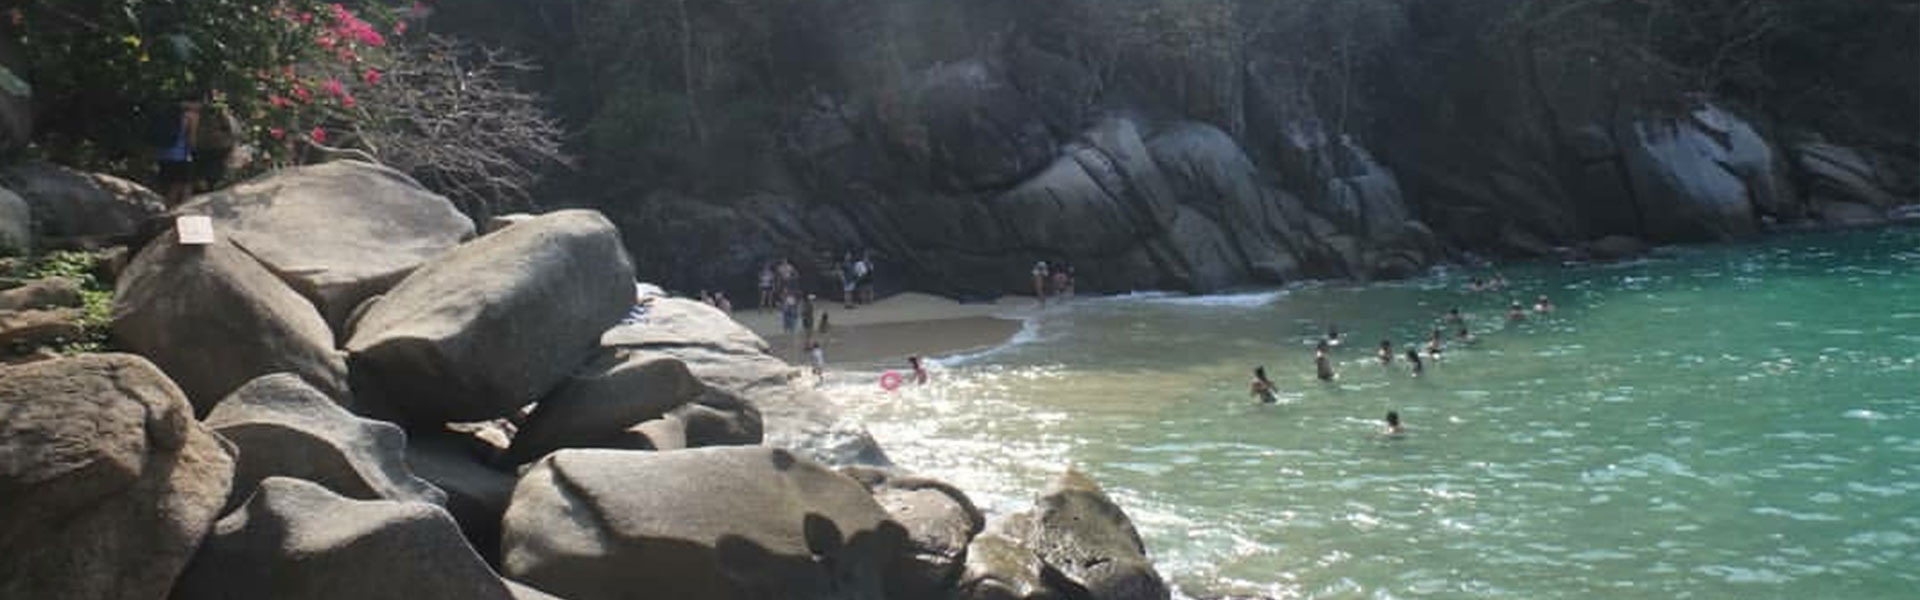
[438,0,1919,298]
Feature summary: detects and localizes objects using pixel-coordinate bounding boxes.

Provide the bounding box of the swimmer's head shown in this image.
[1255,366,1269,381]
[1386,411,1401,427]
[1380,339,1391,349]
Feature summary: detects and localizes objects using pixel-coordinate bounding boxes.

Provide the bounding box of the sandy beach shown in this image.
[730,292,1035,366]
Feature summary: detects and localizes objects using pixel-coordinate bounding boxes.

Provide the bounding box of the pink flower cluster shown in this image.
[329,3,386,48]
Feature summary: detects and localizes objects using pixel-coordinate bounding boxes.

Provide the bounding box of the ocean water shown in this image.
[822,227,1920,599]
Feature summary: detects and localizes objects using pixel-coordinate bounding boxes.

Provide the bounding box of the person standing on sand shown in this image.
[808,341,827,378]
[715,292,732,314]
[1031,261,1050,307]
[840,253,858,309]
[856,251,876,305]
[801,294,818,341]
[758,262,775,309]
[780,293,800,338]
[1251,366,1279,403]
[776,259,799,302]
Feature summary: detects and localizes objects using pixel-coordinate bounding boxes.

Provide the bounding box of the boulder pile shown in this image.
[0,159,1171,599]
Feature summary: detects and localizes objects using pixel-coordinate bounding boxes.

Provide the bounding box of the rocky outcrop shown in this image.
[501,447,906,600]
[111,233,348,414]
[960,468,1171,600]
[502,351,761,465]
[407,432,519,566]
[171,477,518,600]
[844,467,986,598]
[0,307,80,351]
[206,373,447,511]
[0,354,235,600]
[1615,104,1788,241]
[0,162,164,247]
[0,276,81,310]
[603,297,890,466]
[0,186,27,255]
[178,160,476,334]
[345,209,634,425]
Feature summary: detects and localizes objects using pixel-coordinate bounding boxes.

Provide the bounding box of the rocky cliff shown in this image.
[436,0,1917,299]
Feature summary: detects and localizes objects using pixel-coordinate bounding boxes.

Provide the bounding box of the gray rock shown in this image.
[0,162,164,244]
[0,354,235,600]
[1616,104,1780,241]
[345,209,634,425]
[613,416,689,450]
[952,531,1061,600]
[502,447,906,600]
[0,186,27,255]
[0,307,81,351]
[112,233,348,415]
[178,160,476,335]
[1816,201,1886,226]
[1584,235,1650,261]
[1796,142,1901,208]
[0,276,81,310]
[903,59,1058,192]
[603,297,889,466]
[486,213,536,233]
[1003,469,1170,600]
[206,373,447,513]
[502,351,757,465]
[407,432,519,566]
[843,467,986,598]
[171,477,516,600]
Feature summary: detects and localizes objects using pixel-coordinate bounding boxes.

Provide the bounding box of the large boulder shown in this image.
[345,209,635,424]
[1001,469,1170,600]
[179,161,476,334]
[0,162,164,245]
[0,186,27,256]
[0,354,235,600]
[1616,104,1783,241]
[503,351,760,465]
[206,373,447,512]
[952,531,1062,600]
[112,233,348,415]
[171,477,518,600]
[843,467,986,598]
[900,59,1058,192]
[501,447,906,600]
[603,297,890,466]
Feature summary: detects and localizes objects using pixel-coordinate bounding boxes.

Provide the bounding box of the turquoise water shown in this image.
[823,227,1920,599]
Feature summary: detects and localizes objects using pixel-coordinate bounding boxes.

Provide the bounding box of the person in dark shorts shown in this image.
[154,97,201,207]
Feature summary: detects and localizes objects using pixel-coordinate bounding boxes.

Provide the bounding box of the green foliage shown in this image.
[3,250,116,354]
[13,0,400,175]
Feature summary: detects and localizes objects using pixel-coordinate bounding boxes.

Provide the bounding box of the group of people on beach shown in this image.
[1030,260,1076,307]
[1253,273,1558,435]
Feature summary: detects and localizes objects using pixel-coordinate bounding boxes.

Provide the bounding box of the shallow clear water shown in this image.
[823,227,1920,599]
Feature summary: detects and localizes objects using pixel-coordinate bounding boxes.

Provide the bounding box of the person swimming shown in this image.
[1405,349,1423,375]
[1534,294,1554,313]
[1377,339,1393,364]
[1315,343,1336,382]
[1251,366,1279,403]
[1468,277,1485,292]
[1508,301,1527,321]
[1456,325,1475,343]
[1325,324,1343,347]
[1427,329,1444,359]
[1384,410,1405,435]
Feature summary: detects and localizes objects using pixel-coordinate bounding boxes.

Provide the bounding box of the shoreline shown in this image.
[730,292,1037,366]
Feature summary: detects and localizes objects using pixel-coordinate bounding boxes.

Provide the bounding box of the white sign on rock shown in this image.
[177,215,215,246]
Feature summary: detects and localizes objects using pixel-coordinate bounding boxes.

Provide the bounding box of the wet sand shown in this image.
[732,293,1034,365]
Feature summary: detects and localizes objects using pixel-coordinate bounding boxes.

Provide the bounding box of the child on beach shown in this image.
[809,341,826,377]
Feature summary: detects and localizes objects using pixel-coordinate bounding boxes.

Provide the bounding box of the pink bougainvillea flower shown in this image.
[292,85,312,103]
[323,78,345,98]
[362,68,382,85]
[310,127,328,144]
[394,20,407,36]
[340,94,357,109]
[268,95,291,108]
[269,127,286,140]
[298,12,314,24]
[316,33,336,50]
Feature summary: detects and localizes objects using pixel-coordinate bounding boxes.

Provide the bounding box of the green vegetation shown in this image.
[2,250,116,354]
